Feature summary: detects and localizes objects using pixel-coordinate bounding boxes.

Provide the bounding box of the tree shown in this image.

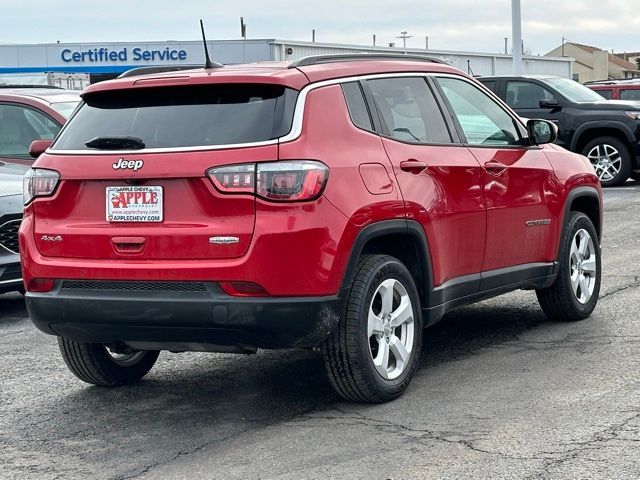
[636,57,640,71]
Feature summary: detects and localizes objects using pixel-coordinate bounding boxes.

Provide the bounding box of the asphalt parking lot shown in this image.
[1,182,639,480]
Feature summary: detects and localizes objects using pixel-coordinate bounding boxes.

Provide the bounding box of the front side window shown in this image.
[436,77,522,146]
[0,104,61,158]
[506,81,556,109]
[367,77,452,144]
[53,84,298,151]
[620,89,640,101]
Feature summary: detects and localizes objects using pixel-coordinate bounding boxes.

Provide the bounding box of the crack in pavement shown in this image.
[598,278,640,300]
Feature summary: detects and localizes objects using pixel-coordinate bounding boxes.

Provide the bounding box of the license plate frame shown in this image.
[106,186,163,223]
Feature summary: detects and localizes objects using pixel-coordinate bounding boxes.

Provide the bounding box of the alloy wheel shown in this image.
[569,228,597,304]
[587,144,622,182]
[367,278,415,380]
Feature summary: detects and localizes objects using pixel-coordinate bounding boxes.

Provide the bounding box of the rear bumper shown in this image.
[26,281,343,350]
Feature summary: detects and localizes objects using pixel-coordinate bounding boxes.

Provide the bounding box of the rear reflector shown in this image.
[219,281,268,297]
[27,278,55,293]
[207,161,328,202]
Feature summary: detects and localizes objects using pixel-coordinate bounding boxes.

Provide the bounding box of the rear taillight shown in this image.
[206,161,328,202]
[23,169,60,205]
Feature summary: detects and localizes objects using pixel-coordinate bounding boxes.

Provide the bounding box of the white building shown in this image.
[0,39,572,88]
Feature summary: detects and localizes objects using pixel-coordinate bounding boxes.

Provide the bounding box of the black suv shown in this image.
[479,75,640,186]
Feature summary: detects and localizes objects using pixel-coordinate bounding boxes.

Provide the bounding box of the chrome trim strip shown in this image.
[0,278,22,285]
[49,71,465,155]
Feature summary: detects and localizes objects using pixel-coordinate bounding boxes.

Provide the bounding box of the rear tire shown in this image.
[323,254,423,403]
[582,136,631,187]
[536,212,601,321]
[58,338,159,386]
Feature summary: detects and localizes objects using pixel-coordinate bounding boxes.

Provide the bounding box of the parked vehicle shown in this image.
[0,162,29,293]
[21,55,603,402]
[586,79,640,102]
[0,86,80,166]
[478,75,640,186]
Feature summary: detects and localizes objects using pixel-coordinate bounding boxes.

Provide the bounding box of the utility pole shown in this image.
[425,36,429,50]
[504,37,508,55]
[373,34,376,46]
[240,17,247,39]
[511,0,523,73]
[312,29,315,42]
[561,36,565,56]
[397,31,412,54]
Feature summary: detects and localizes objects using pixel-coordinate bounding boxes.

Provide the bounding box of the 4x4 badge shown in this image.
[113,158,144,171]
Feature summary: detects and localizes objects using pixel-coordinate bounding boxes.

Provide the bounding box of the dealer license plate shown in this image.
[106,186,163,222]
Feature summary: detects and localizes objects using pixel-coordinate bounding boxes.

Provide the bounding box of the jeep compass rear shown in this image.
[21,55,603,402]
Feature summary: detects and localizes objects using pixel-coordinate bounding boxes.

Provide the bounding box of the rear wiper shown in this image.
[85,136,145,150]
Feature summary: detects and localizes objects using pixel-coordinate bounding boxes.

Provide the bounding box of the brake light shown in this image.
[23,169,60,205]
[207,161,328,202]
[206,164,255,193]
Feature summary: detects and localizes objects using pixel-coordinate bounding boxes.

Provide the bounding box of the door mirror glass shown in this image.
[29,139,53,158]
[527,119,557,145]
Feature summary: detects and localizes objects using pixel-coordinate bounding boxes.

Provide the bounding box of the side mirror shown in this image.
[527,119,558,145]
[539,98,561,110]
[28,139,53,159]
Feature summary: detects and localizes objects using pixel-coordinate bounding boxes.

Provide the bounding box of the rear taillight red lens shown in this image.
[206,161,328,202]
[23,168,60,205]
[206,164,255,194]
[27,278,55,293]
[219,281,269,297]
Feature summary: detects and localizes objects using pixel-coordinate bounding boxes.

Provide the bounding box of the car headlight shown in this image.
[625,111,640,120]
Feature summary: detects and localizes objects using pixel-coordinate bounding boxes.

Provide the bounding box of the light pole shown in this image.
[397,31,412,54]
[511,0,523,73]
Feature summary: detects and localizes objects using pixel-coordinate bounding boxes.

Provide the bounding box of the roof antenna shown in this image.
[200,19,223,69]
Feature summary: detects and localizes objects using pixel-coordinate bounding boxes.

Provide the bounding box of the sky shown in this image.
[2,0,639,56]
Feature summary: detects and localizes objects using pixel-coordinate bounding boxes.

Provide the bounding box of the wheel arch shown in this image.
[340,219,433,308]
[571,123,634,154]
[559,186,602,258]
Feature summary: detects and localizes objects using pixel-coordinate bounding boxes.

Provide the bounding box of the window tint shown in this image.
[480,80,497,93]
[342,82,373,131]
[367,77,452,144]
[53,84,298,151]
[437,77,521,146]
[506,81,555,109]
[620,89,640,101]
[594,89,613,100]
[0,104,61,158]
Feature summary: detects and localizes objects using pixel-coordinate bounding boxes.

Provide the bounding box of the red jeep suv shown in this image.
[20,54,603,402]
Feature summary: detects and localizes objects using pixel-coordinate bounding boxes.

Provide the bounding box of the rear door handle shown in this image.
[400,160,428,174]
[484,161,507,174]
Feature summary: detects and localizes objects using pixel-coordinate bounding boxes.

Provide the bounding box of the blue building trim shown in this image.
[0,65,146,74]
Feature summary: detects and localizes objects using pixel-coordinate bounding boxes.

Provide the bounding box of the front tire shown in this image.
[536,212,601,321]
[323,254,423,403]
[582,136,631,187]
[58,338,159,386]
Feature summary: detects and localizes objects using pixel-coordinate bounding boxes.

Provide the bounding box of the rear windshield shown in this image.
[52,84,298,150]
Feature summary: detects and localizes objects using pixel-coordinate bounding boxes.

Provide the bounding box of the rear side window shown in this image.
[367,77,452,144]
[480,80,497,93]
[620,89,640,101]
[342,82,374,131]
[594,89,613,100]
[53,84,299,151]
[0,104,61,158]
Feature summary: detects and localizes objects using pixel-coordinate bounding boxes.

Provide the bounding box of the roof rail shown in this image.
[117,65,205,79]
[288,53,447,69]
[584,78,640,85]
